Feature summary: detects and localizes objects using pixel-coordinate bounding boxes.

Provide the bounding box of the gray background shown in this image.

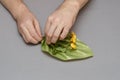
[0,0,120,80]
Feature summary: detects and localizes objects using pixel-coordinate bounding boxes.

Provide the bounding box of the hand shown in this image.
[45,1,81,44]
[0,0,42,44]
[16,5,42,44]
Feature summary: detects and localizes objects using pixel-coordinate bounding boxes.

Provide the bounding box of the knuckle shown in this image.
[31,33,36,37]
[60,37,64,40]
[19,23,25,29]
[20,20,31,28]
[54,18,60,23]
[53,34,58,39]
[60,34,65,40]
[48,16,53,21]
[64,29,69,33]
[51,40,56,44]
[27,38,32,42]
[60,36,64,39]
[46,33,52,38]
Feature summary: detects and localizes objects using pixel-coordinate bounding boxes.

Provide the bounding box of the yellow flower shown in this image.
[71,32,76,39]
[70,32,77,49]
[71,38,76,43]
[71,32,76,41]
[71,32,76,43]
[71,43,76,49]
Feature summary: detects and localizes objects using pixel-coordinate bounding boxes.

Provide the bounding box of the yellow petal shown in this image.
[70,38,73,42]
[71,32,76,39]
[71,43,76,49]
[73,35,76,39]
[71,32,75,36]
[70,38,76,43]
[72,38,76,43]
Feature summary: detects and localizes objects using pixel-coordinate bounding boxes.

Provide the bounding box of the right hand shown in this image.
[16,5,42,44]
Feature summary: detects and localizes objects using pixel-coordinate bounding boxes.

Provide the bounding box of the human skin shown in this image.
[0,0,88,44]
[45,0,89,44]
[0,0,42,44]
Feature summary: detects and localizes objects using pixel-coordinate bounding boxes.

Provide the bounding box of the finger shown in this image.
[46,23,57,44]
[34,20,42,39]
[60,26,70,40]
[22,33,28,43]
[51,24,64,43]
[22,27,38,44]
[26,23,41,42]
[18,28,28,43]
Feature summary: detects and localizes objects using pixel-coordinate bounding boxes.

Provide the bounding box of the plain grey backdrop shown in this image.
[0,0,120,80]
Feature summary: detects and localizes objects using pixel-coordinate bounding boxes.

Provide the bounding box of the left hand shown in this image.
[45,1,80,44]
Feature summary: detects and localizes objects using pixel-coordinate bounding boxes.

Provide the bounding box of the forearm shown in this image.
[0,0,28,20]
[63,0,88,14]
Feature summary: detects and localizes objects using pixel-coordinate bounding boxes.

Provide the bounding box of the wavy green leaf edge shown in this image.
[41,33,93,61]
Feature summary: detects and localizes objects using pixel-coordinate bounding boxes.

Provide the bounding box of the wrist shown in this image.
[64,0,81,8]
[0,0,30,21]
[64,0,88,14]
[11,3,30,21]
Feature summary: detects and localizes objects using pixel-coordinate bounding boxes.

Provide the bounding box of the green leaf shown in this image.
[41,33,93,61]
